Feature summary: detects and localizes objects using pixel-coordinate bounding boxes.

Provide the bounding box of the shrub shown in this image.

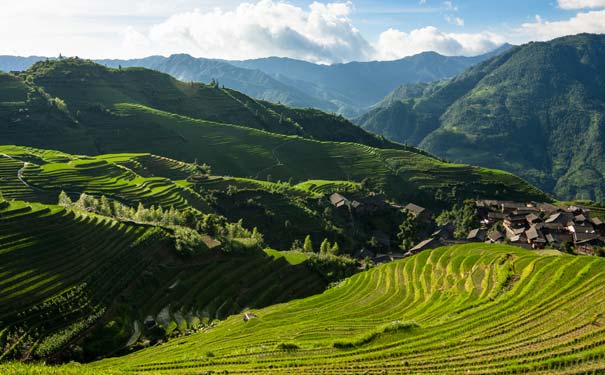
[174,227,208,256]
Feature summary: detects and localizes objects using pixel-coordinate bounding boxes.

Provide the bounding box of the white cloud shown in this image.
[442,1,458,11]
[375,26,504,60]
[122,0,373,63]
[445,15,465,26]
[517,10,605,41]
[558,0,605,9]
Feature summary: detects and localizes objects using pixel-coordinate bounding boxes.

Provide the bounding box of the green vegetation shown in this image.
[0,199,328,362]
[358,33,605,201]
[0,56,576,372]
[0,58,548,209]
[76,243,605,374]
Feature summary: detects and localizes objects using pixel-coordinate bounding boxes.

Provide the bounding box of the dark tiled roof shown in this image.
[405,203,426,215]
[488,231,503,241]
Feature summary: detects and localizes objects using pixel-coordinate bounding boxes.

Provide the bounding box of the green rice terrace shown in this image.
[0,199,327,363]
[2,244,604,374]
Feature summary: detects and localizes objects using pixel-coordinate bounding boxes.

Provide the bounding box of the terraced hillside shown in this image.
[0,199,327,362]
[83,244,605,374]
[0,146,210,212]
[0,199,166,361]
[0,59,550,208]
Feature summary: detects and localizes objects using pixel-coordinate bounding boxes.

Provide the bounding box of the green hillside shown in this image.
[13,243,598,374]
[358,33,605,201]
[0,198,327,362]
[0,59,549,209]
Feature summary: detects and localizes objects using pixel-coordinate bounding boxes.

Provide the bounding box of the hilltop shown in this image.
[357,33,605,201]
[12,243,602,374]
[1,46,510,118]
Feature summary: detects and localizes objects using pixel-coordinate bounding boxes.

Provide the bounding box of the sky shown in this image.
[1,0,605,63]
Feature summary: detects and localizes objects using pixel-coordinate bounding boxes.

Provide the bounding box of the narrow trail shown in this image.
[0,153,42,191]
[254,140,296,180]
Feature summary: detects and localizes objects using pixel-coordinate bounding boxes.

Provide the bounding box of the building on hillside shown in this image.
[487,231,504,244]
[593,217,605,235]
[407,237,441,256]
[574,214,588,224]
[329,193,349,209]
[525,213,542,225]
[504,214,527,229]
[432,223,455,240]
[486,212,505,225]
[545,212,573,226]
[526,225,546,249]
[467,228,486,242]
[404,203,431,221]
[536,202,562,216]
[505,226,526,239]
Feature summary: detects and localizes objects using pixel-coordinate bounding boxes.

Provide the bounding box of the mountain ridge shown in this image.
[0,45,512,117]
[357,33,605,200]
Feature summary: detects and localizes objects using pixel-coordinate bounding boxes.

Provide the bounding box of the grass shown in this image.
[81,243,605,374]
[264,249,309,265]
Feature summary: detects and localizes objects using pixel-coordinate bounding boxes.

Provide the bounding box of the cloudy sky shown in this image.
[1,0,605,63]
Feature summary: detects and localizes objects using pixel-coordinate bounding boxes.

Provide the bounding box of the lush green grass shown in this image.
[85,243,605,374]
[264,249,309,265]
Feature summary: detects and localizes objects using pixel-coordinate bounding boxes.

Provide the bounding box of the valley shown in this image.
[1,12,605,373]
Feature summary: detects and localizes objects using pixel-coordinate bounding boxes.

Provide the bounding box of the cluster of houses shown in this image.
[471,201,605,254]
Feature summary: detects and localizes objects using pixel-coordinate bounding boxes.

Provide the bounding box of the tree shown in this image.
[58,191,72,207]
[436,199,478,239]
[320,238,331,254]
[99,196,112,217]
[329,242,340,255]
[303,235,313,253]
[397,211,418,251]
[0,190,4,202]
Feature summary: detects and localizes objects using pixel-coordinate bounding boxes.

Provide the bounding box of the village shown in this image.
[328,192,605,262]
[471,200,605,254]
[412,200,605,258]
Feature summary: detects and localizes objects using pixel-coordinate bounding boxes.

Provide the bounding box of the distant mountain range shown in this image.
[357,33,605,201]
[0,45,511,117]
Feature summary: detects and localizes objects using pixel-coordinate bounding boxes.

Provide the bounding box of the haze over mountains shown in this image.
[357,33,605,201]
[0,45,511,118]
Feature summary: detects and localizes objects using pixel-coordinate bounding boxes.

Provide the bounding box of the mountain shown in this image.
[30,243,605,374]
[97,54,336,113]
[0,45,511,118]
[357,34,605,201]
[231,46,512,116]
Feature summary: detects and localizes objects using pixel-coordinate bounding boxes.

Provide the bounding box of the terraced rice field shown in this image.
[0,146,208,211]
[0,199,165,359]
[294,180,360,196]
[89,244,605,374]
